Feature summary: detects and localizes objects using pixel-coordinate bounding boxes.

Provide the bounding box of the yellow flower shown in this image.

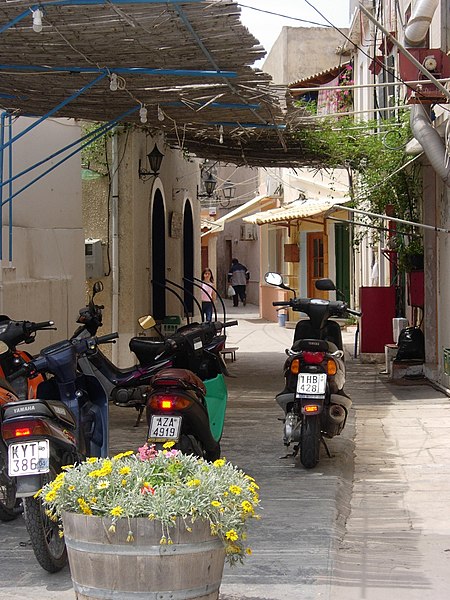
[112,450,133,461]
[160,536,167,545]
[97,480,109,490]
[213,459,225,467]
[45,490,57,502]
[119,466,131,475]
[77,498,92,516]
[121,479,128,487]
[126,531,135,543]
[61,464,74,471]
[245,547,252,555]
[186,479,201,487]
[87,457,98,464]
[110,506,123,517]
[33,488,42,499]
[241,501,254,513]
[225,529,238,541]
[229,485,242,495]
[211,501,221,508]
[108,524,116,533]
[58,530,65,538]
[163,441,176,449]
[68,485,75,492]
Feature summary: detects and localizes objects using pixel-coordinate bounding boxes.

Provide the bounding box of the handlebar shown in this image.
[272,301,290,307]
[346,308,362,317]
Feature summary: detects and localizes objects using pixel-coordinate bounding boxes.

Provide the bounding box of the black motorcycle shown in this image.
[265,272,361,469]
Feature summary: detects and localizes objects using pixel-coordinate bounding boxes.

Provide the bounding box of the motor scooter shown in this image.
[144,319,237,460]
[265,272,361,469]
[0,360,22,521]
[1,331,117,572]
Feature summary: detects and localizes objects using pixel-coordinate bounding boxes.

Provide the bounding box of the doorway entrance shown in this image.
[307,232,328,299]
[152,190,166,320]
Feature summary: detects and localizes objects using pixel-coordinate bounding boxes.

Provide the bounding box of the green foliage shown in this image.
[80,122,109,176]
[296,112,423,267]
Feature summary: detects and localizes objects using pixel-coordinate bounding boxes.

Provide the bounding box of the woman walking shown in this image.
[201,268,216,322]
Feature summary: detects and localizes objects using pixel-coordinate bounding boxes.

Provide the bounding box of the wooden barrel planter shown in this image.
[62,511,226,600]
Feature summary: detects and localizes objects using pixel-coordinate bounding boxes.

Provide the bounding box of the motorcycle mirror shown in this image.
[138,315,156,330]
[264,272,296,294]
[315,278,336,292]
[0,340,8,355]
[264,272,284,287]
[92,281,104,296]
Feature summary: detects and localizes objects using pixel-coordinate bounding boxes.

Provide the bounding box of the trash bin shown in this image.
[278,312,287,327]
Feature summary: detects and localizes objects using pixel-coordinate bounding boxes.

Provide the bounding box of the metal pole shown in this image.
[330,205,450,233]
[111,129,119,365]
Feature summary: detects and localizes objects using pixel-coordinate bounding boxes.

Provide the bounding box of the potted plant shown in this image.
[40,443,260,600]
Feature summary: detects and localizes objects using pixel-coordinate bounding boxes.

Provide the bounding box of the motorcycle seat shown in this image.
[292,339,329,353]
[129,338,166,364]
[151,368,206,395]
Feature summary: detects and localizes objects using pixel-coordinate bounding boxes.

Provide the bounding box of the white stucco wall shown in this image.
[0,115,85,348]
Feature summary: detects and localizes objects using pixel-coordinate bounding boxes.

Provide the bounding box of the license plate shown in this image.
[296,373,327,396]
[148,415,182,442]
[8,440,50,477]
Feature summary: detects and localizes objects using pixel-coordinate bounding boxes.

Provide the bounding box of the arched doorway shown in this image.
[152,189,166,320]
[183,201,194,315]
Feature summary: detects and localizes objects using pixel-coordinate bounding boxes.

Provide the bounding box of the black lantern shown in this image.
[138,145,164,181]
[222,180,235,200]
[197,171,217,199]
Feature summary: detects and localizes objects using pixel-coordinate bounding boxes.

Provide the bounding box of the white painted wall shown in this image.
[0,115,85,348]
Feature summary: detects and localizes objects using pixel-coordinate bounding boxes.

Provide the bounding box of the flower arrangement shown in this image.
[40,443,260,565]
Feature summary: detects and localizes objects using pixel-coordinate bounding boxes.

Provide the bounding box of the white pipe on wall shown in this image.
[404,0,439,46]
[410,103,450,187]
[111,129,119,364]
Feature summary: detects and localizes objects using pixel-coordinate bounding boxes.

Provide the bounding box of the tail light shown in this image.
[303,404,320,414]
[149,394,192,411]
[327,358,337,375]
[2,418,53,440]
[290,358,300,374]
[302,352,325,364]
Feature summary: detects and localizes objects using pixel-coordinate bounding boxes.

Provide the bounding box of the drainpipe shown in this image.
[410,103,450,187]
[111,129,119,364]
[404,0,439,47]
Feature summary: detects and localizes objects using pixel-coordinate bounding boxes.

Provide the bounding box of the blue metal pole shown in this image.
[0,72,107,152]
[0,64,236,79]
[8,114,12,262]
[1,106,139,207]
[0,113,5,261]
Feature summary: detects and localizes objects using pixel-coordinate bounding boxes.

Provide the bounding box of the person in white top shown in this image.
[201,268,216,322]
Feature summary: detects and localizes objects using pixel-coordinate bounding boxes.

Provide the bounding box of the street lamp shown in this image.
[197,171,217,198]
[138,145,164,181]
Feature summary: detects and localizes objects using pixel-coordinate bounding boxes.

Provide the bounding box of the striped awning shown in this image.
[243,197,348,225]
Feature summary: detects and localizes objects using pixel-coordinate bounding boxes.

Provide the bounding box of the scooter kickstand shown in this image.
[134,405,144,427]
[321,436,332,458]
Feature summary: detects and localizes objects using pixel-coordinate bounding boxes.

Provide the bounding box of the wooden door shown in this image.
[307,232,328,299]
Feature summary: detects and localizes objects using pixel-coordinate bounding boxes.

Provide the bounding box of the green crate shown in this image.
[161,315,181,337]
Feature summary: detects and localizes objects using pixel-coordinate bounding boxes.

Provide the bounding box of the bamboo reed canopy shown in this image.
[0,0,319,168]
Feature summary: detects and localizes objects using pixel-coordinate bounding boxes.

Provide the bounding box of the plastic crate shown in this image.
[160,315,182,337]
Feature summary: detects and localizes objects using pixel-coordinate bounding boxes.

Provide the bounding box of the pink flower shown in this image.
[140,483,156,495]
[164,449,179,458]
[137,443,158,462]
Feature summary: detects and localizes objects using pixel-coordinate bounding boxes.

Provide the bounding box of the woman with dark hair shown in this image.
[201,268,216,322]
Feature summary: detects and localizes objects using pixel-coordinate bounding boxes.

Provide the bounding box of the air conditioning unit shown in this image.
[240,224,258,241]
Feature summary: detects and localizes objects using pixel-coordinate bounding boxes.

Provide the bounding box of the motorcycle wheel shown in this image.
[299,415,321,469]
[179,434,221,462]
[23,463,67,573]
[0,442,21,521]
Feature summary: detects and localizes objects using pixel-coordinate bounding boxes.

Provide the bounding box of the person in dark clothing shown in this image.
[228,258,250,307]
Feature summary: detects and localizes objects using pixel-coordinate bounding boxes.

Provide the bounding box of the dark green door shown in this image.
[334,223,350,303]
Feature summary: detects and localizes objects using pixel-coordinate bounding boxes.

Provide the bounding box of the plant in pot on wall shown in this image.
[40,444,260,600]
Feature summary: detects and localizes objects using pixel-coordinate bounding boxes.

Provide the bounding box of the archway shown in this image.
[152,189,166,320]
[183,201,194,315]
